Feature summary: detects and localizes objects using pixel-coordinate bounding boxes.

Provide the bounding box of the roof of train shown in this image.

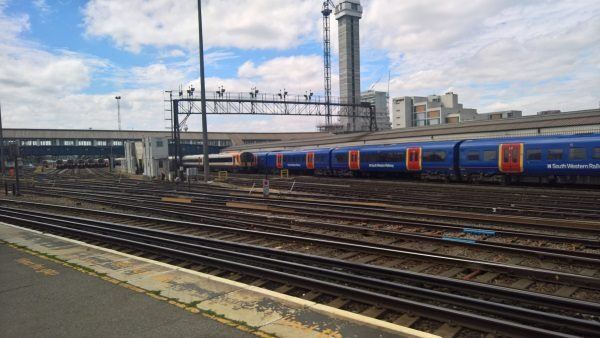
[462,133,600,146]
[226,109,600,151]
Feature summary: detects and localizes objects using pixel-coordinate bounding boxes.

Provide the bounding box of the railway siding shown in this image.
[0,222,432,338]
[2,168,600,337]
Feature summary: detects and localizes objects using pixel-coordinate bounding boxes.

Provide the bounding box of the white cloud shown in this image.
[0,5,332,134]
[82,0,317,52]
[237,55,325,93]
[1,0,599,133]
[363,0,600,114]
[32,0,51,15]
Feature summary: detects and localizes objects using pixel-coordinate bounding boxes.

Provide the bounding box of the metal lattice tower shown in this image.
[321,1,333,126]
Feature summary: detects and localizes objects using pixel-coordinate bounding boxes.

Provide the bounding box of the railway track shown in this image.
[24,179,600,233]
[3,196,600,296]
[2,206,599,337]
[5,168,600,337]
[27,169,600,222]
[200,173,600,220]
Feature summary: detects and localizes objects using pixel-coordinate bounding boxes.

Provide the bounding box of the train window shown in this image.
[569,148,586,160]
[361,153,373,162]
[422,150,446,162]
[334,153,348,163]
[285,154,300,163]
[466,151,480,161]
[512,148,519,163]
[593,147,600,159]
[315,154,328,163]
[502,148,509,162]
[526,149,542,161]
[547,149,563,160]
[483,150,497,161]
[210,157,233,163]
[362,151,404,162]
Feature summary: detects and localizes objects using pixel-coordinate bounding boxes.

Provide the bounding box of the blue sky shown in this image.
[0,0,598,132]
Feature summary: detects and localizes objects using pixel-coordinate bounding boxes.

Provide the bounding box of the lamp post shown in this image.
[112,95,121,172]
[115,96,122,131]
[197,0,209,182]
[0,101,4,180]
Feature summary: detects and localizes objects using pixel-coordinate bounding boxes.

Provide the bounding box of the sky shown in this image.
[0,0,598,132]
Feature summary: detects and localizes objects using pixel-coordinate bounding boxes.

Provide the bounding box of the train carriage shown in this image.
[356,144,406,173]
[270,148,332,173]
[412,141,459,179]
[181,151,258,172]
[330,141,458,178]
[232,133,600,185]
[459,134,600,184]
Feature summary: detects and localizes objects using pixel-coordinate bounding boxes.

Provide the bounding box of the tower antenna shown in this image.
[321,1,334,127]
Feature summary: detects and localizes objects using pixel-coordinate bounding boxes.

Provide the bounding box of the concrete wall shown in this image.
[336,0,363,132]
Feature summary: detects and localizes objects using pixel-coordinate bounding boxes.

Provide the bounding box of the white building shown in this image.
[123,141,144,174]
[141,137,169,179]
[391,92,477,128]
[361,90,391,130]
[474,110,522,121]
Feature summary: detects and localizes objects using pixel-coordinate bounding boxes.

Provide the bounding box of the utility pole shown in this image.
[112,95,121,172]
[322,1,333,127]
[197,0,210,182]
[14,145,20,196]
[115,96,122,131]
[0,101,4,179]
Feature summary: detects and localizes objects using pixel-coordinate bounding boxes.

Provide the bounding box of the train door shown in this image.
[276,153,284,169]
[348,150,360,170]
[306,152,315,170]
[499,143,523,173]
[406,147,422,171]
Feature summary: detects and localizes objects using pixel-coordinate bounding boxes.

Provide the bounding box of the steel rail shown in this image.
[11,192,600,249]
[19,187,600,259]
[0,211,596,337]
[14,189,600,265]
[29,181,600,231]
[2,203,599,292]
[22,185,600,247]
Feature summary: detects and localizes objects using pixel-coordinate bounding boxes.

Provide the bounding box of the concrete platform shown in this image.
[0,222,438,338]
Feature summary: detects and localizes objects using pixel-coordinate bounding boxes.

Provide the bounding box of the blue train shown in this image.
[248,133,600,185]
